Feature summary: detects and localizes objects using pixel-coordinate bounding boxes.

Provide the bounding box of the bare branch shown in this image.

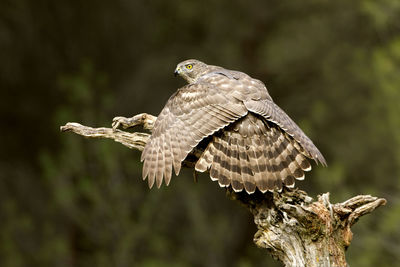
[60,113,387,267]
[60,122,150,151]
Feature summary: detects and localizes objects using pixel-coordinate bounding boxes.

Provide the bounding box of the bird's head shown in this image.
[174,59,208,84]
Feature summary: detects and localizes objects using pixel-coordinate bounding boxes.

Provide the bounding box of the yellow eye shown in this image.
[186,64,193,70]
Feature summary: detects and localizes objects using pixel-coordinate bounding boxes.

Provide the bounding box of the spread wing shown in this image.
[244,99,327,166]
[141,81,248,188]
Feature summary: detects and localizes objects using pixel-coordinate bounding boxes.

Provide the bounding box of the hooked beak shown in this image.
[174,67,180,77]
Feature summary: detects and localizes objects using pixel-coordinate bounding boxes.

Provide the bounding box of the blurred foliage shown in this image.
[1,0,399,266]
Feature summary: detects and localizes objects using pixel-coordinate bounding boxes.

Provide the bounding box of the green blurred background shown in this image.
[1,0,399,266]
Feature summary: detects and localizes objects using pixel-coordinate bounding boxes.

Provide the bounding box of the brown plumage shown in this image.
[141,59,327,193]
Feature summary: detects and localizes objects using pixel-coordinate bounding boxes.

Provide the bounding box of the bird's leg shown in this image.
[193,170,198,183]
[112,113,157,131]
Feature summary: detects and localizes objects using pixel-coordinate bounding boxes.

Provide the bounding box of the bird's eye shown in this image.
[186,64,193,70]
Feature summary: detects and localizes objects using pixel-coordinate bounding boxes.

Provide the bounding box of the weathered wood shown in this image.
[228,189,386,266]
[60,113,156,151]
[60,113,387,267]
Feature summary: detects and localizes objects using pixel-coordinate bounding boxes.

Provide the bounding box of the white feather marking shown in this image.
[259,188,269,193]
[218,181,229,187]
[286,183,295,188]
[232,187,244,192]
[210,176,218,181]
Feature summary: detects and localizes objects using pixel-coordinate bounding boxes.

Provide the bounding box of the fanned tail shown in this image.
[195,113,313,193]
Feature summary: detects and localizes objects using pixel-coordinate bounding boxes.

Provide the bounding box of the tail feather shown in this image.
[276,134,295,188]
[265,128,283,190]
[194,113,319,193]
[286,139,306,180]
[230,135,244,192]
[247,136,266,192]
[261,136,276,191]
[238,138,256,193]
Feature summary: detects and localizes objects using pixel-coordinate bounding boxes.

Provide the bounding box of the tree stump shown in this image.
[61,113,386,267]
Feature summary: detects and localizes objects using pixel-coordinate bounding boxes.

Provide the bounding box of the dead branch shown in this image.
[60,113,386,267]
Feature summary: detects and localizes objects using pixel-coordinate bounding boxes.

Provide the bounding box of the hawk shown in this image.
[141,59,326,194]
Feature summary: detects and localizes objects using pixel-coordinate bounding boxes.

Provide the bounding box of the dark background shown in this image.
[1,1,399,266]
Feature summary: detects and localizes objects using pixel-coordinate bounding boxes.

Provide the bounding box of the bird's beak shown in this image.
[174,67,180,77]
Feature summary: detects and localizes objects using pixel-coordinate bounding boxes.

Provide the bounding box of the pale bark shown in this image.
[60,113,386,267]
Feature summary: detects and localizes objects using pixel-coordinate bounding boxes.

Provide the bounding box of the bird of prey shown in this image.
[141,59,326,194]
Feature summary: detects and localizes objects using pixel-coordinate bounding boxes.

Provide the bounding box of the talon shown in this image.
[112,116,125,130]
[111,114,153,130]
